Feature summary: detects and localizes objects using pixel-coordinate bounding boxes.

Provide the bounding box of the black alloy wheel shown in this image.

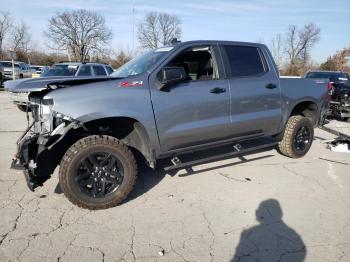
[59,135,137,210]
[76,152,124,198]
[293,125,311,154]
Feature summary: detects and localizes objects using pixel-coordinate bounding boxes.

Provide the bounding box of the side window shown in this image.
[77,65,92,76]
[162,46,218,81]
[93,65,107,76]
[223,46,266,77]
[105,66,113,75]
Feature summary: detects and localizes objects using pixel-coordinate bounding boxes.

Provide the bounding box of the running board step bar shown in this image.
[163,141,277,172]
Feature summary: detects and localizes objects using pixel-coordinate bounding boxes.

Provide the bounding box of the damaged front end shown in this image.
[329,84,350,119]
[11,92,84,191]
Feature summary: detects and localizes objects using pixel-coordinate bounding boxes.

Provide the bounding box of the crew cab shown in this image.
[6,40,329,209]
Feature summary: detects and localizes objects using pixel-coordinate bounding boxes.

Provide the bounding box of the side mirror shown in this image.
[159,66,187,89]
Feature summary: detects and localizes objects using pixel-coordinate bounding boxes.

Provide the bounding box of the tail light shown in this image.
[327,81,334,96]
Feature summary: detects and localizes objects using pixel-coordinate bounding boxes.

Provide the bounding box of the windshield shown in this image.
[41,65,78,77]
[0,62,20,68]
[111,49,171,78]
[305,72,349,80]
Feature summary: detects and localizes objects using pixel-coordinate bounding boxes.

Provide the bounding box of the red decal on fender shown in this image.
[119,81,143,87]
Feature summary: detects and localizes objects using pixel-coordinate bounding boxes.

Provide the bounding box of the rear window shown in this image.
[93,65,107,76]
[0,62,20,68]
[223,46,266,77]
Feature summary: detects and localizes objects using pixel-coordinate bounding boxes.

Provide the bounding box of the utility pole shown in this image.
[9,48,16,80]
[67,44,71,62]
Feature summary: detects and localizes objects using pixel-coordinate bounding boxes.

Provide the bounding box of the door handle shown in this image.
[265,83,277,89]
[210,87,226,94]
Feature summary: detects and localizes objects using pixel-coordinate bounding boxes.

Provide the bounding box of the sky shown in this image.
[2,0,350,63]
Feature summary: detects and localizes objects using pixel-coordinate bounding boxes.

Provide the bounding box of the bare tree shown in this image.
[138,12,182,49]
[284,23,320,75]
[45,9,112,62]
[112,50,133,68]
[0,11,12,59]
[270,34,283,70]
[11,21,31,53]
[320,47,350,72]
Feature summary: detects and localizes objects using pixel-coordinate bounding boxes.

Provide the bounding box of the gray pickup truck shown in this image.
[6,40,328,209]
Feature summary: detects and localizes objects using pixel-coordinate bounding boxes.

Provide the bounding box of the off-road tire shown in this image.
[278,115,314,158]
[59,135,137,210]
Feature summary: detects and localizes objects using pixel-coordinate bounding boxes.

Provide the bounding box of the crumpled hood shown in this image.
[4,76,114,93]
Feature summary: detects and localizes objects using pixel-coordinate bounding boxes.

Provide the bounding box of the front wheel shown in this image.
[59,135,137,210]
[278,115,314,158]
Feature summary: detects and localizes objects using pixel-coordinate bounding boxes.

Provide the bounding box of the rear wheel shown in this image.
[278,115,314,158]
[59,135,137,210]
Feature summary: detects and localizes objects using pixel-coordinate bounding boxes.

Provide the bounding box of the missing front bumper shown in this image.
[10,121,81,192]
[10,159,48,191]
[10,127,51,191]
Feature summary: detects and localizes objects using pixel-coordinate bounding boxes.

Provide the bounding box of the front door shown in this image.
[150,45,231,153]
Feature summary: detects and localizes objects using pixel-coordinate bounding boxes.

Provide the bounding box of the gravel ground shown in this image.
[0,91,350,262]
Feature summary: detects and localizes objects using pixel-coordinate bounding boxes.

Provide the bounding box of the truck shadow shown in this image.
[124,147,274,203]
[231,199,306,262]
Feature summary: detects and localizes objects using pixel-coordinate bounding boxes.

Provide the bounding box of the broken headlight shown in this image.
[53,112,75,129]
[38,96,54,134]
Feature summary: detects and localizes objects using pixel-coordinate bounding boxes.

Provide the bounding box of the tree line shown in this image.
[0,9,348,75]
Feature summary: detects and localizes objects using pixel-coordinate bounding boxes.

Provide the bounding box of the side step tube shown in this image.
[164,141,277,171]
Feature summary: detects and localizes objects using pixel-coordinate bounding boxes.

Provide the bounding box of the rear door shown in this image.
[220,44,282,137]
[149,44,231,153]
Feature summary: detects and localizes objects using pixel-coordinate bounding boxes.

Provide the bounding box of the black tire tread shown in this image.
[278,115,313,158]
[59,135,137,210]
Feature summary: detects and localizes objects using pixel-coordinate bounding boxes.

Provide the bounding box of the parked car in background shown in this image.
[329,79,350,122]
[7,62,114,112]
[0,64,3,88]
[304,71,349,88]
[7,40,329,209]
[41,62,114,77]
[305,71,350,121]
[0,61,35,80]
[30,65,49,78]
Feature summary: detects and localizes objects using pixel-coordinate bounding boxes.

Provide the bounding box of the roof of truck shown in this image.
[171,40,266,48]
